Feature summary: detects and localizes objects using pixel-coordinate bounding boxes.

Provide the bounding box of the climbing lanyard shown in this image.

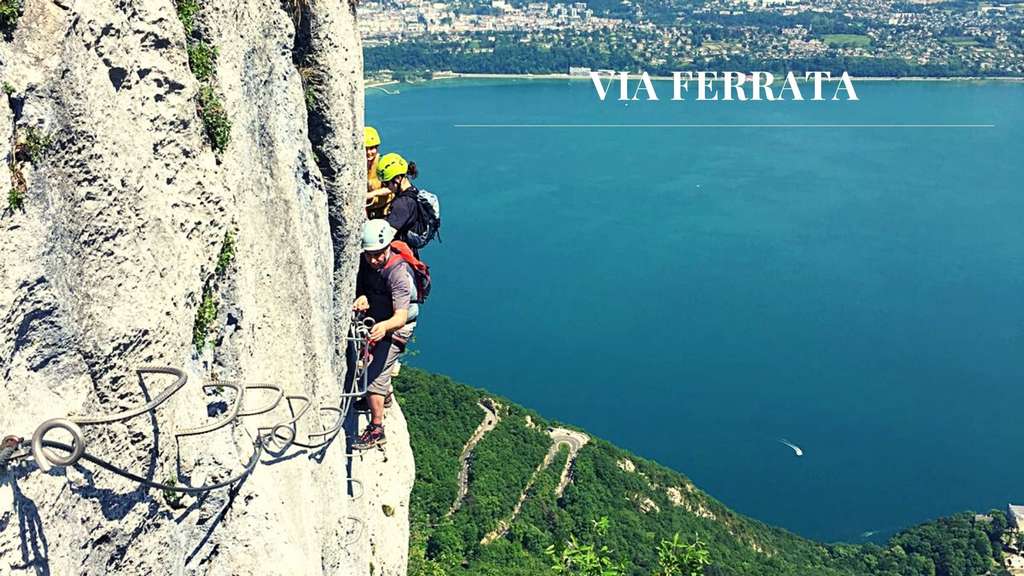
[344,312,378,400]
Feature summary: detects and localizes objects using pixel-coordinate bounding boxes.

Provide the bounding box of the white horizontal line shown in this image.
[454,124,996,129]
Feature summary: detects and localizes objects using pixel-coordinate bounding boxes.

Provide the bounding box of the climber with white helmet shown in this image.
[350,219,423,450]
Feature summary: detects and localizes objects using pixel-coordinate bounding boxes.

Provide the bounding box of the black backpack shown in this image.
[402,188,441,250]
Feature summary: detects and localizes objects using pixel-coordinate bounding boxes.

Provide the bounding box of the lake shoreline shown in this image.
[367,72,1024,88]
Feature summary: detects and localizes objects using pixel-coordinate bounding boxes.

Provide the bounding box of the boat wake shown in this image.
[779,438,804,456]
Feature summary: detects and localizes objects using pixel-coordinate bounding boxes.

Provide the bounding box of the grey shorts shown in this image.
[365,322,415,396]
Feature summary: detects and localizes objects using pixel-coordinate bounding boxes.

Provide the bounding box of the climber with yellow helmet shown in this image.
[377,152,441,257]
[364,126,392,218]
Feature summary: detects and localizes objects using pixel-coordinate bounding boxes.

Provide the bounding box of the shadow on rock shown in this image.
[10,478,51,576]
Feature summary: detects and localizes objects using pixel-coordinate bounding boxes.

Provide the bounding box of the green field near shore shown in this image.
[943,36,982,46]
[823,34,872,47]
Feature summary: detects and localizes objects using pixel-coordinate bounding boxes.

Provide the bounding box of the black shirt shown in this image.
[385,183,421,255]
[386,186,419,246]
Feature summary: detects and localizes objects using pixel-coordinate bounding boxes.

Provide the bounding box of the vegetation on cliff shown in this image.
[396,368,1016,576]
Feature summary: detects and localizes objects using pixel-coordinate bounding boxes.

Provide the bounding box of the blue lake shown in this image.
[367,79,1024,542]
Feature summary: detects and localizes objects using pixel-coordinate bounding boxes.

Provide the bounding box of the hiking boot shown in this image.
[352,423,386,451]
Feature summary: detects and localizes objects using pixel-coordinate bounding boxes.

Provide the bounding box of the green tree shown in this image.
[654,533,711,576]
[547,517,626,576]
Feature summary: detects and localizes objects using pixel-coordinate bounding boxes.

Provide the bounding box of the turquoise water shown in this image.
[367,79,1024,542]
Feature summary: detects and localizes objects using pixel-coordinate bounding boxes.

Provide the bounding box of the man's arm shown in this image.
[369,308,408,341]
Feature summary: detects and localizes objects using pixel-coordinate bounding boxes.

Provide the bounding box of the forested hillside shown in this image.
[395,369,1018,576]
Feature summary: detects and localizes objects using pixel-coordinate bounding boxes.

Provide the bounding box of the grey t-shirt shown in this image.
[360,256,419,323]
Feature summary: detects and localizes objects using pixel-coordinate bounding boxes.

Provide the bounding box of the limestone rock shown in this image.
[0,0,408,574]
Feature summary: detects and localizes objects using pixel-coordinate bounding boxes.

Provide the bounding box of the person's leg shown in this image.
[353,326,412,450]
[384,323,414,406]
[353,338,393,450]
[368,392,385,426]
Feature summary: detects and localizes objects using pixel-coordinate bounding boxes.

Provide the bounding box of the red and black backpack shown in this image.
[384,241,431,304]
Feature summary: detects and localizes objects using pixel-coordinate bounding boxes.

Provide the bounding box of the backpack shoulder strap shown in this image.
[385,241,424,268]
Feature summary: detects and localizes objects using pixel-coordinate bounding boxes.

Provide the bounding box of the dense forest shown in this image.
[395,368,1020,576]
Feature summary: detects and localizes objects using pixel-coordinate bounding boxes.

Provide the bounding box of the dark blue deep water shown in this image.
[367,79,1024,542]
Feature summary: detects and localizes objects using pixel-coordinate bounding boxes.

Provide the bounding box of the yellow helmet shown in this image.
[364,126,381,148]
[376,153,408,182]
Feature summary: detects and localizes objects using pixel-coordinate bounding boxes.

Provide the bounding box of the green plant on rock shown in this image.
[19,127,53,164]
[2,82,13,96]
[197,85,231,153]
[7,186,24,211]
[162,477,185,508]
[304,85,317,110]
[176,0,200,35]
[0,0,21,33]
[7,158,26,211]
[187,41,218,81]
[215,229,236,277]
[192,284,218,349]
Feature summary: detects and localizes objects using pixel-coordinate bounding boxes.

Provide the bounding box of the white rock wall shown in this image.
[0,0,413,574]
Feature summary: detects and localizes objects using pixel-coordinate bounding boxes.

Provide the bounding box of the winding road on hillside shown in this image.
[447,398,501,517]
[480,427,590,545]
[549,428,589,497]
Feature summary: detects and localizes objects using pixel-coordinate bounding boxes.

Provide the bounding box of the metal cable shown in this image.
[176,383,245,438]
[31,419,86,473]
[70,366,187,425]
[38,438,262,494]
[8,310,380,516]
[289,406,344,450]
[257,394,312,455]
[237,384,285,417]
[340,316,375,399]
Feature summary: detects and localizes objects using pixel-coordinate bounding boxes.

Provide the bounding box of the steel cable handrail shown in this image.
[3,310,379,509]
[70,366,188,425]
[38,437,263,493]
[176,383,245,438]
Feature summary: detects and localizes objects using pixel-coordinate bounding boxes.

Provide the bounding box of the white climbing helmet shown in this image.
[361,219,396,252]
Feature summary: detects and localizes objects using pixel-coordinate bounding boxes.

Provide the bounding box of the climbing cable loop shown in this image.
[3,311,381,500]
[342,314,377,400]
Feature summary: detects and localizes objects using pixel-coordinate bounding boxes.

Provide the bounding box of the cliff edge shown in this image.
[0,0,412,574]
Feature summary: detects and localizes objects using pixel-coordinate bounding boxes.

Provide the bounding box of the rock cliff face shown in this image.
[0,1,413,574]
